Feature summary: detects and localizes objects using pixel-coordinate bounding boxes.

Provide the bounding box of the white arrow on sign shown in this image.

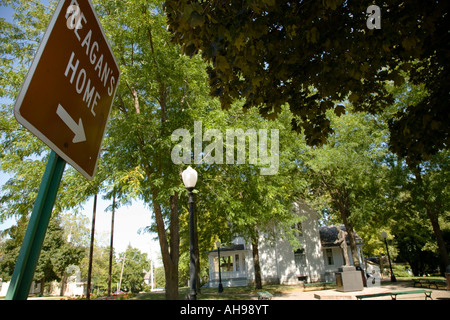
[56,104,86,143]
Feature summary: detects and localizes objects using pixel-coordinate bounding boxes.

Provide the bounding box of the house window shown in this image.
[215,255,234,272]
[214,254,243,274]
[292,222,303,237]
[294,249,306,269]
[325,249,334,265]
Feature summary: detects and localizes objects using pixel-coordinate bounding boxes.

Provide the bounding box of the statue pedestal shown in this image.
[335,266,364,292]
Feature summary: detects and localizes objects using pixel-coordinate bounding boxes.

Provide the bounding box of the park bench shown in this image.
[257,291,273,300]
[356,290,432,300]
[413,278,447,290]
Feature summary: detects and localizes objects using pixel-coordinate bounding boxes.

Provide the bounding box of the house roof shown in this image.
[319,225,363,247]
[208,244,245,253]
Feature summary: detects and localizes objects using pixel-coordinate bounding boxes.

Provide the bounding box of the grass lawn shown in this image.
[130,283,329,300]
[131,286,258,300]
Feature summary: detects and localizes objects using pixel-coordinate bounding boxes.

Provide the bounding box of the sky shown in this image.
[67,194,163,264]
[0,3,163,265]
[0,168,163,265]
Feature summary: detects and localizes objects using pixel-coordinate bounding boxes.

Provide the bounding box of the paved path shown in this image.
[271,282,450,300]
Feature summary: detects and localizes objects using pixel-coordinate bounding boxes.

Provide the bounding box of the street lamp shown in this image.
[216,241,224,293]
[381,231,396,282]
[182,166,198,300]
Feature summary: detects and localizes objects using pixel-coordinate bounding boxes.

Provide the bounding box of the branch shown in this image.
[124,81,140,114]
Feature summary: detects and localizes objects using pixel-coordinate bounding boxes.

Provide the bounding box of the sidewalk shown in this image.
[271,282,450,300]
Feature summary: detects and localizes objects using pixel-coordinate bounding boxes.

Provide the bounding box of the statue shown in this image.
[333,226,364,292]
[334,226,350,266]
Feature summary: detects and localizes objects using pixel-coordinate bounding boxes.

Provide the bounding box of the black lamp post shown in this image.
[216,241,224,293]
[182,166,198,300]
[381,231,396,282]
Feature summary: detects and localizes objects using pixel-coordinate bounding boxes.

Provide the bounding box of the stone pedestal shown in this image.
[335,266,364,292]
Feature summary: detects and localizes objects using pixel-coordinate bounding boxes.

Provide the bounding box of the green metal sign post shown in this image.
[5,151,66,300]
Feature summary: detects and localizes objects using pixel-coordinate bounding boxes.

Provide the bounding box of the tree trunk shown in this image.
[152,189,180,300]
[413,168,450,274]
[60,273,67,296]
[319,173,361,268]
[425,206,450,274]
[164,261,179,300]
[251,233,263,289]
[169,193,180,296]
[39,278,45,296]
[340,209,361,268]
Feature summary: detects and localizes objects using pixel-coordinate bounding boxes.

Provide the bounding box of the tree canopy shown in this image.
[165,0,449,165]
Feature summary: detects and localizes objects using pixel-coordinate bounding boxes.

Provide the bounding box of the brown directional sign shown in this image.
[14,0,120,180]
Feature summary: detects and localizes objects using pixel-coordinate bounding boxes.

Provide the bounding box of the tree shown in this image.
[117,246,148,293]
[393,208,444,276]
[80,244,117,294]
[372,150,450,276]
[405,152,450,273]
[177,103,306,289]
[165,0,449,165]
[0,214,85,295]
[0,216,28,282]
[0,0,214,300]
[304,106,390,268]
[59,211,91,248]
[382,81,450,273]
[94,0,220,299]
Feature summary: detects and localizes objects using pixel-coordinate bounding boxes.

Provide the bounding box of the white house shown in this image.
[205,201,364,287]
[0,265,86,298]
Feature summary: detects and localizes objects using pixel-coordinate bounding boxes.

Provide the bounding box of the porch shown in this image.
[205,244,249,288]
[206,271,249,288]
